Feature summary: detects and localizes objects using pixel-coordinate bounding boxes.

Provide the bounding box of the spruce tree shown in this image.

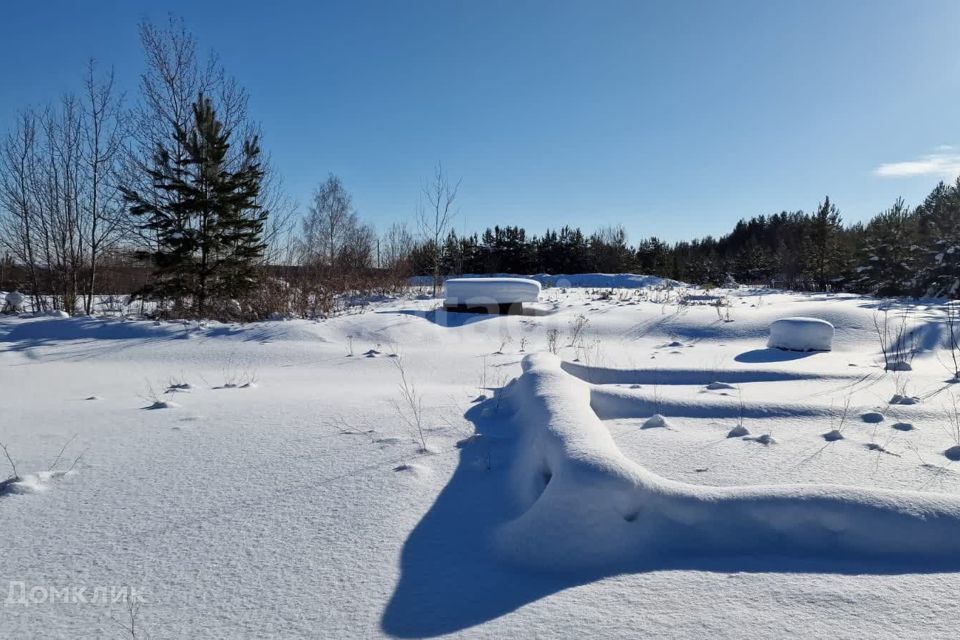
[854,198,915,296]
[122,93,267,318]
[915,180,960,297]
[734,237,773,283]
[808,196,843,290]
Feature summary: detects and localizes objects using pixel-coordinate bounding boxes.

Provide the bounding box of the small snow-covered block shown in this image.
[443,277,541,313]
[767,316,834,352]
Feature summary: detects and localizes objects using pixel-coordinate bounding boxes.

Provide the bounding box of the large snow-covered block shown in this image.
[443,277,541,313]
[767,316,834,352]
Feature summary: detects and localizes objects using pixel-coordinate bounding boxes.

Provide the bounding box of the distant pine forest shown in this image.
[409,178,960,298]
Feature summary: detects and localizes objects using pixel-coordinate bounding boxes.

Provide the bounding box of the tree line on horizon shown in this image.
[406,180,960,299]
[2,16,959,322]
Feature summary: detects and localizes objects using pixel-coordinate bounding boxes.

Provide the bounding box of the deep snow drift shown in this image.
[497,353,960,570]
[4,283,960,638]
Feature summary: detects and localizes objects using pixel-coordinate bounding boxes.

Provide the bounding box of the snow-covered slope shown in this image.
[498,353,960,570]
[3,285,960,638]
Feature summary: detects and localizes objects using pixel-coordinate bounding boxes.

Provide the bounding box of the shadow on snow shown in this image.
[733,348,820,363]
[381,396,959,638]
[0,317,187,359]
[380,400,571,637]
[385,306,553,329]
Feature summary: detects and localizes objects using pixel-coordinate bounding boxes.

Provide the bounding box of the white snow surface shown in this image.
[498,353,960,570]
[3,283,960,638]
[443,277,541,305]
[768,316,835,351]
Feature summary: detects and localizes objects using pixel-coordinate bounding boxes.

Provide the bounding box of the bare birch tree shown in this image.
[300,174,357,267]
[80,60,128,314]
[418,163,459,296]
[381,221,415,272]
[0,110,43,308]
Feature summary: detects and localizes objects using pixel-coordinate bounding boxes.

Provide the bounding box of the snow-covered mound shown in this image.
[0,470,74,495]
[443,277,541,305]
[414,272,678,290]
[497,353,960,570]
[530,273,679,289]
[767,316,834,352]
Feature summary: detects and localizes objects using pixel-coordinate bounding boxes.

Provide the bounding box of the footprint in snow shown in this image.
[641,414,672,430]
[393,463,431,477]
[866,443,898,456]
[456,434,483,448]
[706,381,736,391]
[143,400,179,410]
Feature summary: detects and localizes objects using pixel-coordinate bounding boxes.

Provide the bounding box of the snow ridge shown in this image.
[497,353,960,570]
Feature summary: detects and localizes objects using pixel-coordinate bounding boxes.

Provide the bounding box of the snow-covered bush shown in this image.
[872,306,916,371]
[3,291,24,313]
[944,302,960,382]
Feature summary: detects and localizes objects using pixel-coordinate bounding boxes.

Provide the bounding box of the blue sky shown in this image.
[2,1,959,242]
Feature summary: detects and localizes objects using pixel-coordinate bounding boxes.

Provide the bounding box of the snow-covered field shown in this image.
[3,282,960,638]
